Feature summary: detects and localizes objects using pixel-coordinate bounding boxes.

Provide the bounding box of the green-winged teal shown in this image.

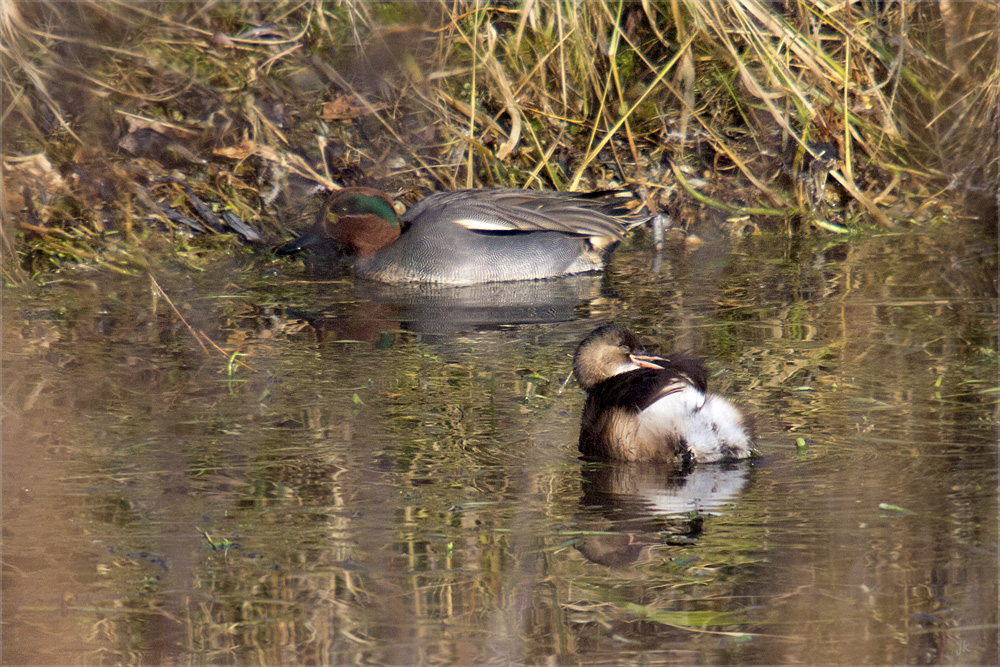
[278,187,646,285]
[573,324,754,464]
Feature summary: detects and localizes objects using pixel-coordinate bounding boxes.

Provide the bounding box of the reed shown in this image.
[2,1,995,279]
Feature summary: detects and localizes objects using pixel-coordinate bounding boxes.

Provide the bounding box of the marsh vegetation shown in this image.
[2,2,997,664]
[2,0,996,277]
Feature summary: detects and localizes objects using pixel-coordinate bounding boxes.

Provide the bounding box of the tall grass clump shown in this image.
[2,1,996,280]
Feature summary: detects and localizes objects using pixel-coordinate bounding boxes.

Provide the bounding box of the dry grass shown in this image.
[2,0,996,281]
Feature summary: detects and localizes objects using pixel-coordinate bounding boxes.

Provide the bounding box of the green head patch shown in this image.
[328,192,399,228]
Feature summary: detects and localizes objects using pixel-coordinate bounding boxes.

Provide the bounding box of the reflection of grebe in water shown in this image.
[574,462,751,567]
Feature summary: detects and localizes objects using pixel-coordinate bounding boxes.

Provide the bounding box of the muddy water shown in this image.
[3,221,996,664]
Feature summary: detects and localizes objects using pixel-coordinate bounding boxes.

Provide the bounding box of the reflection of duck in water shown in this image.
[278,187,647,285]
[574,462,751,567]
[573,324,754,465]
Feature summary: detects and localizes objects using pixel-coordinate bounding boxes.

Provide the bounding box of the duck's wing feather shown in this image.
[589,356,709,413]
[403,189,648,239]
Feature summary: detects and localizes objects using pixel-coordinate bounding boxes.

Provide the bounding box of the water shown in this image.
[3,221,996,664]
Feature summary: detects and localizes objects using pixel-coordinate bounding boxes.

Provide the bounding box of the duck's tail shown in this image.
[577,189,651,230]
[684,395,755,463]
[637,388,754,464]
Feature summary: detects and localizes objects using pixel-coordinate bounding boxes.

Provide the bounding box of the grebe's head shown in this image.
[573,324,667,390]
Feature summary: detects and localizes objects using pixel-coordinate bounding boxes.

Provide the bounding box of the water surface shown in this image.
[3,221,996,664]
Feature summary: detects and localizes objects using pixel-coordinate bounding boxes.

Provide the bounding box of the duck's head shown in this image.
[573,324,668,390]
[316,187,401,258]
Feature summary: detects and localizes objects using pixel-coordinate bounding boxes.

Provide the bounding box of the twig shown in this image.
[148,272,209,354]
[199,330,257,372]
[557,367,575,396]
[148,272,256,372]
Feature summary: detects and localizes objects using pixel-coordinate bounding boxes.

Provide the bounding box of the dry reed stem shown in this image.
[2,0,995,280]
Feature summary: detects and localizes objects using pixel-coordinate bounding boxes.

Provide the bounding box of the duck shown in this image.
[572,324,754,465]
[277,187,647,285]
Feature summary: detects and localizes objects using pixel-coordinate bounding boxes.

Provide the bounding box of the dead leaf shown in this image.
[321,96,383,121]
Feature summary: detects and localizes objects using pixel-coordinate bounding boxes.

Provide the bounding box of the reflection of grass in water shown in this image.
[621,602,750,634]
[562,576,756,635]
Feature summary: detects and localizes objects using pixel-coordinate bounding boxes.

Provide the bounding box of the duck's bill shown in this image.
[630,353,666,370]
[276,232,320,255]
[276,227,340,256]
